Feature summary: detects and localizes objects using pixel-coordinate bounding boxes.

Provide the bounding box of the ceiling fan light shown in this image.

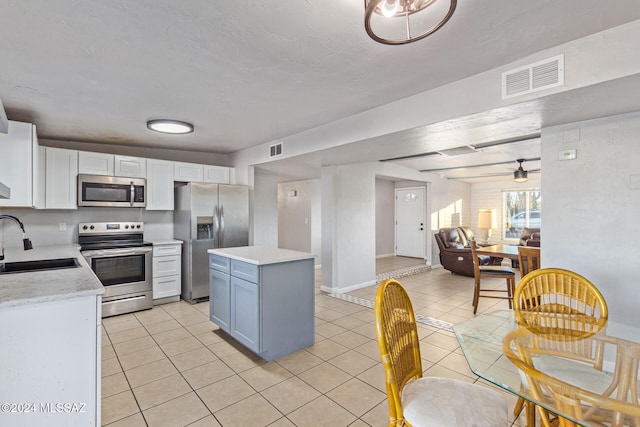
[514,167,528,183]
[380,0,399,17]
[146,119,194,134]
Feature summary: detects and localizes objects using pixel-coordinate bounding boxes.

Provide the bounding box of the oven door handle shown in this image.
[81,247,153,257]
[102,295,147,305]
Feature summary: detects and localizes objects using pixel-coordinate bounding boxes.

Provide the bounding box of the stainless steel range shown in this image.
[79,221,153,317]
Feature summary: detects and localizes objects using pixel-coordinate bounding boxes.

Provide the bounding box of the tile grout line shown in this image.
[325,263,454,332]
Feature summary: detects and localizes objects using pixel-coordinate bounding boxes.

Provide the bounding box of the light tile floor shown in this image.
[102,257,527,427]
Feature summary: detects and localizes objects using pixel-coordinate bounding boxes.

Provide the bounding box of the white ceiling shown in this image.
[1,0,639,182]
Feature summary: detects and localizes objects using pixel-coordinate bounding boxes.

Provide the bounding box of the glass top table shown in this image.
[453,310,640,426]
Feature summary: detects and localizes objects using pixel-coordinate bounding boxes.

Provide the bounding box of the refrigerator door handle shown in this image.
[220,205,225,247]
[213,204,220,247]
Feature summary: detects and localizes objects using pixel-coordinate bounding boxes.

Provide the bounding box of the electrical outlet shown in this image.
[59,222,67,231]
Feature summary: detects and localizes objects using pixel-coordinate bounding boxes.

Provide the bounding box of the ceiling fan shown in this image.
[464,158,540,180]
[513,158,540,182]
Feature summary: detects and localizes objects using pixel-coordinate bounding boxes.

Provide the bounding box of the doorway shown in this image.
[395,187,426,259]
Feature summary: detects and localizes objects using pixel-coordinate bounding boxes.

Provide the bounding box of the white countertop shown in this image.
[208,246,315,265]
[0,244,103,308]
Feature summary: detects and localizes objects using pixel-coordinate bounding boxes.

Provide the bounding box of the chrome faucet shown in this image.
[0,214,34,261]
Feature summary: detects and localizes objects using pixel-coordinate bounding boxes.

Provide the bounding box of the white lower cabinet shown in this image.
[0,295,101,426]
[152,242,182,301]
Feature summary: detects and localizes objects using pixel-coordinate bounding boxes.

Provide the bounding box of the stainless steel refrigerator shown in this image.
[174,182,249,303]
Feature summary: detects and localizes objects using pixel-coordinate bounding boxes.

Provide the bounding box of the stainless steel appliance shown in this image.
[79,221,153,317]
[77,174,146,207]
[174,183,249,303]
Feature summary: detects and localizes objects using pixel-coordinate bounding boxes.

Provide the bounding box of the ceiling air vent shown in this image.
[502,54,564,99]
[269,142,283,158]
[438,145,476,156]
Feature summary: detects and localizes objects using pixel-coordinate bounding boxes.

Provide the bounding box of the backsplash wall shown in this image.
[0,208,174,248]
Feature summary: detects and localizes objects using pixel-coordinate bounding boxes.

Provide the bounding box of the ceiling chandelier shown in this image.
[364,0,457,45]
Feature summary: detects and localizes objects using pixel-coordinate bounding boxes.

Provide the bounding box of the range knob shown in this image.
[125,225,129,229]
[89,225,95,230]
[82,225,88,230]
[136,224,141,229]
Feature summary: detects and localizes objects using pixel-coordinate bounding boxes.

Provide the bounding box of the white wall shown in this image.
[541,111,640,324]
[277,179,321,264]
[429,177,471,266]
[321,163,377,292]
[375,179,395,257]
[229,21,640,177]
[321,161,470,292]
[252,168,279,247]
[0,207,173,248]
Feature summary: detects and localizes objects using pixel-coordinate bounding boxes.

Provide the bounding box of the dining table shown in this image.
[453,310,640,427]
[474,244,520,260]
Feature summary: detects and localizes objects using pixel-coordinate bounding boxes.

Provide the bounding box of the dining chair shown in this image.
[511,268,609,426]
[517,246,540,278]
[470,240,516,314]
[374,279,508,427]
[503,328,640,427]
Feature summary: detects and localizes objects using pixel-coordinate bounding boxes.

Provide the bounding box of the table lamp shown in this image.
[477,209,497,244]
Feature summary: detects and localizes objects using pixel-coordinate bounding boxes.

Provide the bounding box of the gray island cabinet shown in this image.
[208,246,315,361]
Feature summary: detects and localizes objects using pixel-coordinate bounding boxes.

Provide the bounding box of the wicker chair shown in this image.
[512,268,609,426]
[470,240,516,314]
[374,279,507,427]
[503,328,639,427]
[513,268,608,325]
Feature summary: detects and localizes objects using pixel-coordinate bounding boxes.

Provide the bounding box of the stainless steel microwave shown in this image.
[77,174,146,207]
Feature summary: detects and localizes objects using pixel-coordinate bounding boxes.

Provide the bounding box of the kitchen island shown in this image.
[208,246,315,361]
[0,245,103,427]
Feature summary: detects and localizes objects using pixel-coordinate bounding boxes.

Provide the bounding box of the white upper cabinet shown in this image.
[204,165,230,184]
[146,158,174,210]
[44,147,78,209]
[0,121,41,208]
[174,161,204,182]
[78,152,146,178]
[78,151,114,176]
[115,155,146,178]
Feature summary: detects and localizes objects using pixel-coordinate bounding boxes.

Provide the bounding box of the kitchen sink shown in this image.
[0,257,81,274]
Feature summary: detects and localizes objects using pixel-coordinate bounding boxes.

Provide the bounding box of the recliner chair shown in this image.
[434,227,490,277]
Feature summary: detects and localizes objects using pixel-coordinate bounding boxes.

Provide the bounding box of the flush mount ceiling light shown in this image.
[364,0,457,45]
[146,119,194,134]
[514,159,528,183]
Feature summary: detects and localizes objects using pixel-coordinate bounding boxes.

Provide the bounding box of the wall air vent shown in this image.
[502,54,564,99]
[269,142,283,158]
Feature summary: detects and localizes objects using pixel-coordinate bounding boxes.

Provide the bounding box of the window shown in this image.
[503,190,541,239]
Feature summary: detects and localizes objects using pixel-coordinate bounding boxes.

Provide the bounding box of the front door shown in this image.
[395,187,425,258]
